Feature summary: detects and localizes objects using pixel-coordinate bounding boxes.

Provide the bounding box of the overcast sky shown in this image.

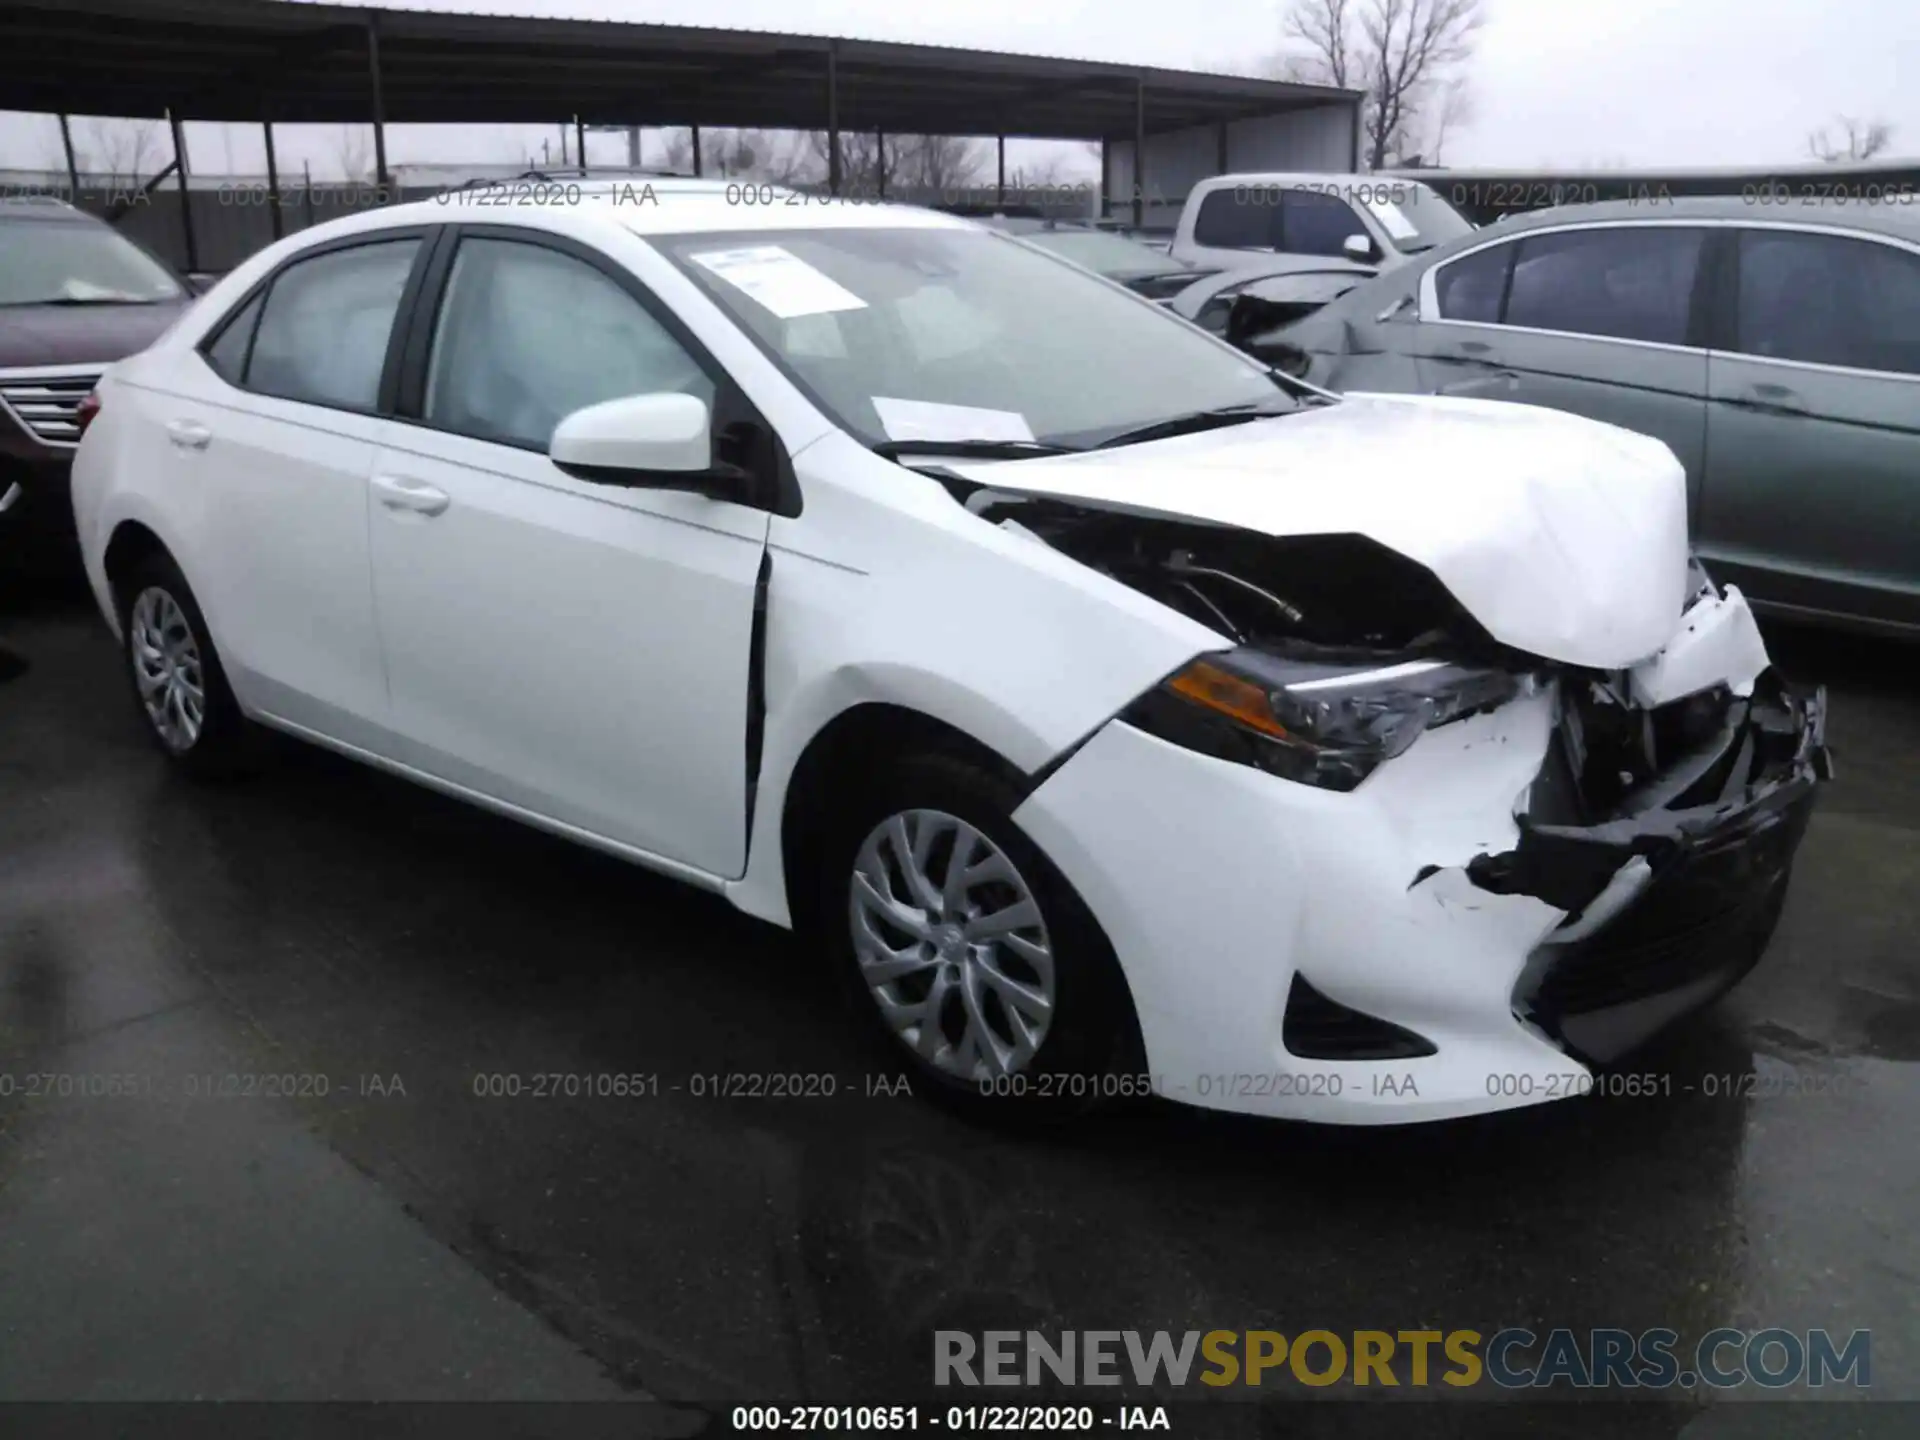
[3,0,1915,178]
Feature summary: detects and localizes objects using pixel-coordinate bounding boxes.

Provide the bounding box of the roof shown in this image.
[2,0,1362,140]
[1467,194,1920,244]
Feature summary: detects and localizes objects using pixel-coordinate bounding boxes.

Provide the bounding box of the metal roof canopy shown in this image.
[2,0,1358,140]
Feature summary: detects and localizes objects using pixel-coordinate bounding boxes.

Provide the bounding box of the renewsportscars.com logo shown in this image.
[934,1328,1871,1391]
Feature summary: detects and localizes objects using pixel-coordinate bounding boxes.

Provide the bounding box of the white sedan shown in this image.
[69,180,1828,1124]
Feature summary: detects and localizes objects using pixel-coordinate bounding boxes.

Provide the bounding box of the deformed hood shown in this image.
[949,392,1691,670]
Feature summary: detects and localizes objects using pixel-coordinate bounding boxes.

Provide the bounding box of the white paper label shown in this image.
[1365,199,1420,242]
[871,397,1036,444]
[688,244,869,319]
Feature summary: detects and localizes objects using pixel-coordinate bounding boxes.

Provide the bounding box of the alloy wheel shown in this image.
[129,586,205,753]
[849,808,1056,1081]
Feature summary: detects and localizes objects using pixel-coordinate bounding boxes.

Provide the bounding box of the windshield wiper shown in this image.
[0,295,165,308]
[872,438,1082,461]
[1091,400,1295,451]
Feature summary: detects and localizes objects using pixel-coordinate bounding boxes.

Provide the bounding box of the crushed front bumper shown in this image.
[1472,678,1830,1064]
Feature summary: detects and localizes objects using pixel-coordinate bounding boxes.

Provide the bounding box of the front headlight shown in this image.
[1123,648,1534,791]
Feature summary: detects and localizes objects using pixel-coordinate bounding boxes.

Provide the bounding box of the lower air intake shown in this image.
[1282,974,1438,1060]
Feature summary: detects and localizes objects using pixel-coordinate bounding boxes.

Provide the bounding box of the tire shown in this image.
[820,749,1141,1124]
[117,551,255,779]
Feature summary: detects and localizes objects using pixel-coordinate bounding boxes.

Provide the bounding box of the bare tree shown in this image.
[1276,0,1486,171]
[1416,78,1475,166]
[65,117,163,188]
[332,125,374,183]
[1807,115,1894,164]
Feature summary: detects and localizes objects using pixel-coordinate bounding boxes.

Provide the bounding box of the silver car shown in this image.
[1282,196,1920,637]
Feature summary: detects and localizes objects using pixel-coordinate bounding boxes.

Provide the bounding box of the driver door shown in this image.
[366,229,773,878]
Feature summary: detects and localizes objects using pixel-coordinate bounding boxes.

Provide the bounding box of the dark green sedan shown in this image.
[1280,196,1920,637]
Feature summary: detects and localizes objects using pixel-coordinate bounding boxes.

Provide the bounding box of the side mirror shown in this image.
[1342,233,1377,263]
[549,392,743,497]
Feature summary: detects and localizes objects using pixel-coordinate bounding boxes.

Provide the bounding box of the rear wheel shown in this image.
[118,553,254,778]
[822,751,1140,1123]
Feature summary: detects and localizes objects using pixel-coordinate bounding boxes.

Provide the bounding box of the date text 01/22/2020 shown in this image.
[728,1404,1171,1432]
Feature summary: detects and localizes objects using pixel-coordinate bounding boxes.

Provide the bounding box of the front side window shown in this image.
[1281,191,1366,258]
[423,238,715,450]
[246,240,419,410]
[1734,229,1920,376]
[1192,190,1276,250]
[660,227,1288,449]
[1503,226,1705,345]
[0,214,183,307]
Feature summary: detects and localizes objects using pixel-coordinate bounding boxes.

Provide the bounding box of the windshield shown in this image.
[1364,182,1474,253]
[0,216,184,305]
[659,227,1286,450]
[1018,227,1186,280]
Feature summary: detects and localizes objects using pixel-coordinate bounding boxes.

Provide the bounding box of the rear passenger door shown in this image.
[1413,224,1711,518]
[183,230,431,745]
[1700,226,1920,627]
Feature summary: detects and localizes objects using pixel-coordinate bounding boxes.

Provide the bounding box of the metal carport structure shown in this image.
[4,0,1360,268]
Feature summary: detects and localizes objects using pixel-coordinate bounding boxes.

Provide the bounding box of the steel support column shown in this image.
[366,11,389,195]
[58,114,81,202]
[166,109,198,274]
[263,118,283,239]
[576,115,587,173]
[996,135,1006,208]
[1099,137,1110,219]
[826,40,842,195]
[1133,78,1147,230]
[875,133,886,198]
[691,125,702,176]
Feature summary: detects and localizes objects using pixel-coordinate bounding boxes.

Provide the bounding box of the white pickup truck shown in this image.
[1169,172,1476,271]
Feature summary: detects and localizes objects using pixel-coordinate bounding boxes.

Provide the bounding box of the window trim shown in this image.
[1419,217,1920,369]
[392,222,800,517]
[193,227,440,416]
[1711,225,1920,384]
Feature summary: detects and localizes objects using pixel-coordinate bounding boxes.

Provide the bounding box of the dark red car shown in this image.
[1,198,192,581]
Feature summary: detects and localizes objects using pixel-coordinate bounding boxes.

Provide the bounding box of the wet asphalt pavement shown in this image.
[0,587,1915,1437]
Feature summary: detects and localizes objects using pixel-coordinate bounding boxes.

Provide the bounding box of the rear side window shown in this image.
[1503,227,1704,345]
[203,291,264,384]
[1733,230,1920,376]
[245,239,419,411]
[1432,242,1512,323]
[1192,189,1275,250]
[1281,191,1365,258]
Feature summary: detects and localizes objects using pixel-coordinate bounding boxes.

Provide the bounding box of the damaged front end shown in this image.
[1473,665,1829,1065]
[990,498,1832,1071]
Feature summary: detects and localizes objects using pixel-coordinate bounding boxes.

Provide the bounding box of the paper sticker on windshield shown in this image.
[1365,199,1419,242]
[872,398,1036,444]
[689,245,868,319]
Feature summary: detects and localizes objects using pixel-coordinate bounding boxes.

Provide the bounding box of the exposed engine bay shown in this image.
[976,496,1502,659]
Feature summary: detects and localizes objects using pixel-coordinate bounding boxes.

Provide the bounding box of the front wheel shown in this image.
[824,752,1140,1123]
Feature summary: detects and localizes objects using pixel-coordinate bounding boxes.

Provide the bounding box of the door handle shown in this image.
[371,474,451,517]
[166,419,212,451]
[0,481,20,515]
[1740,382,1808,416]
[1451,339,1499,358]
[1436,370,1520,396]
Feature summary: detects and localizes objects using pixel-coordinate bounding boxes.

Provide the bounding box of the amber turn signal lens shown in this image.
[1167,660,1290,739]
